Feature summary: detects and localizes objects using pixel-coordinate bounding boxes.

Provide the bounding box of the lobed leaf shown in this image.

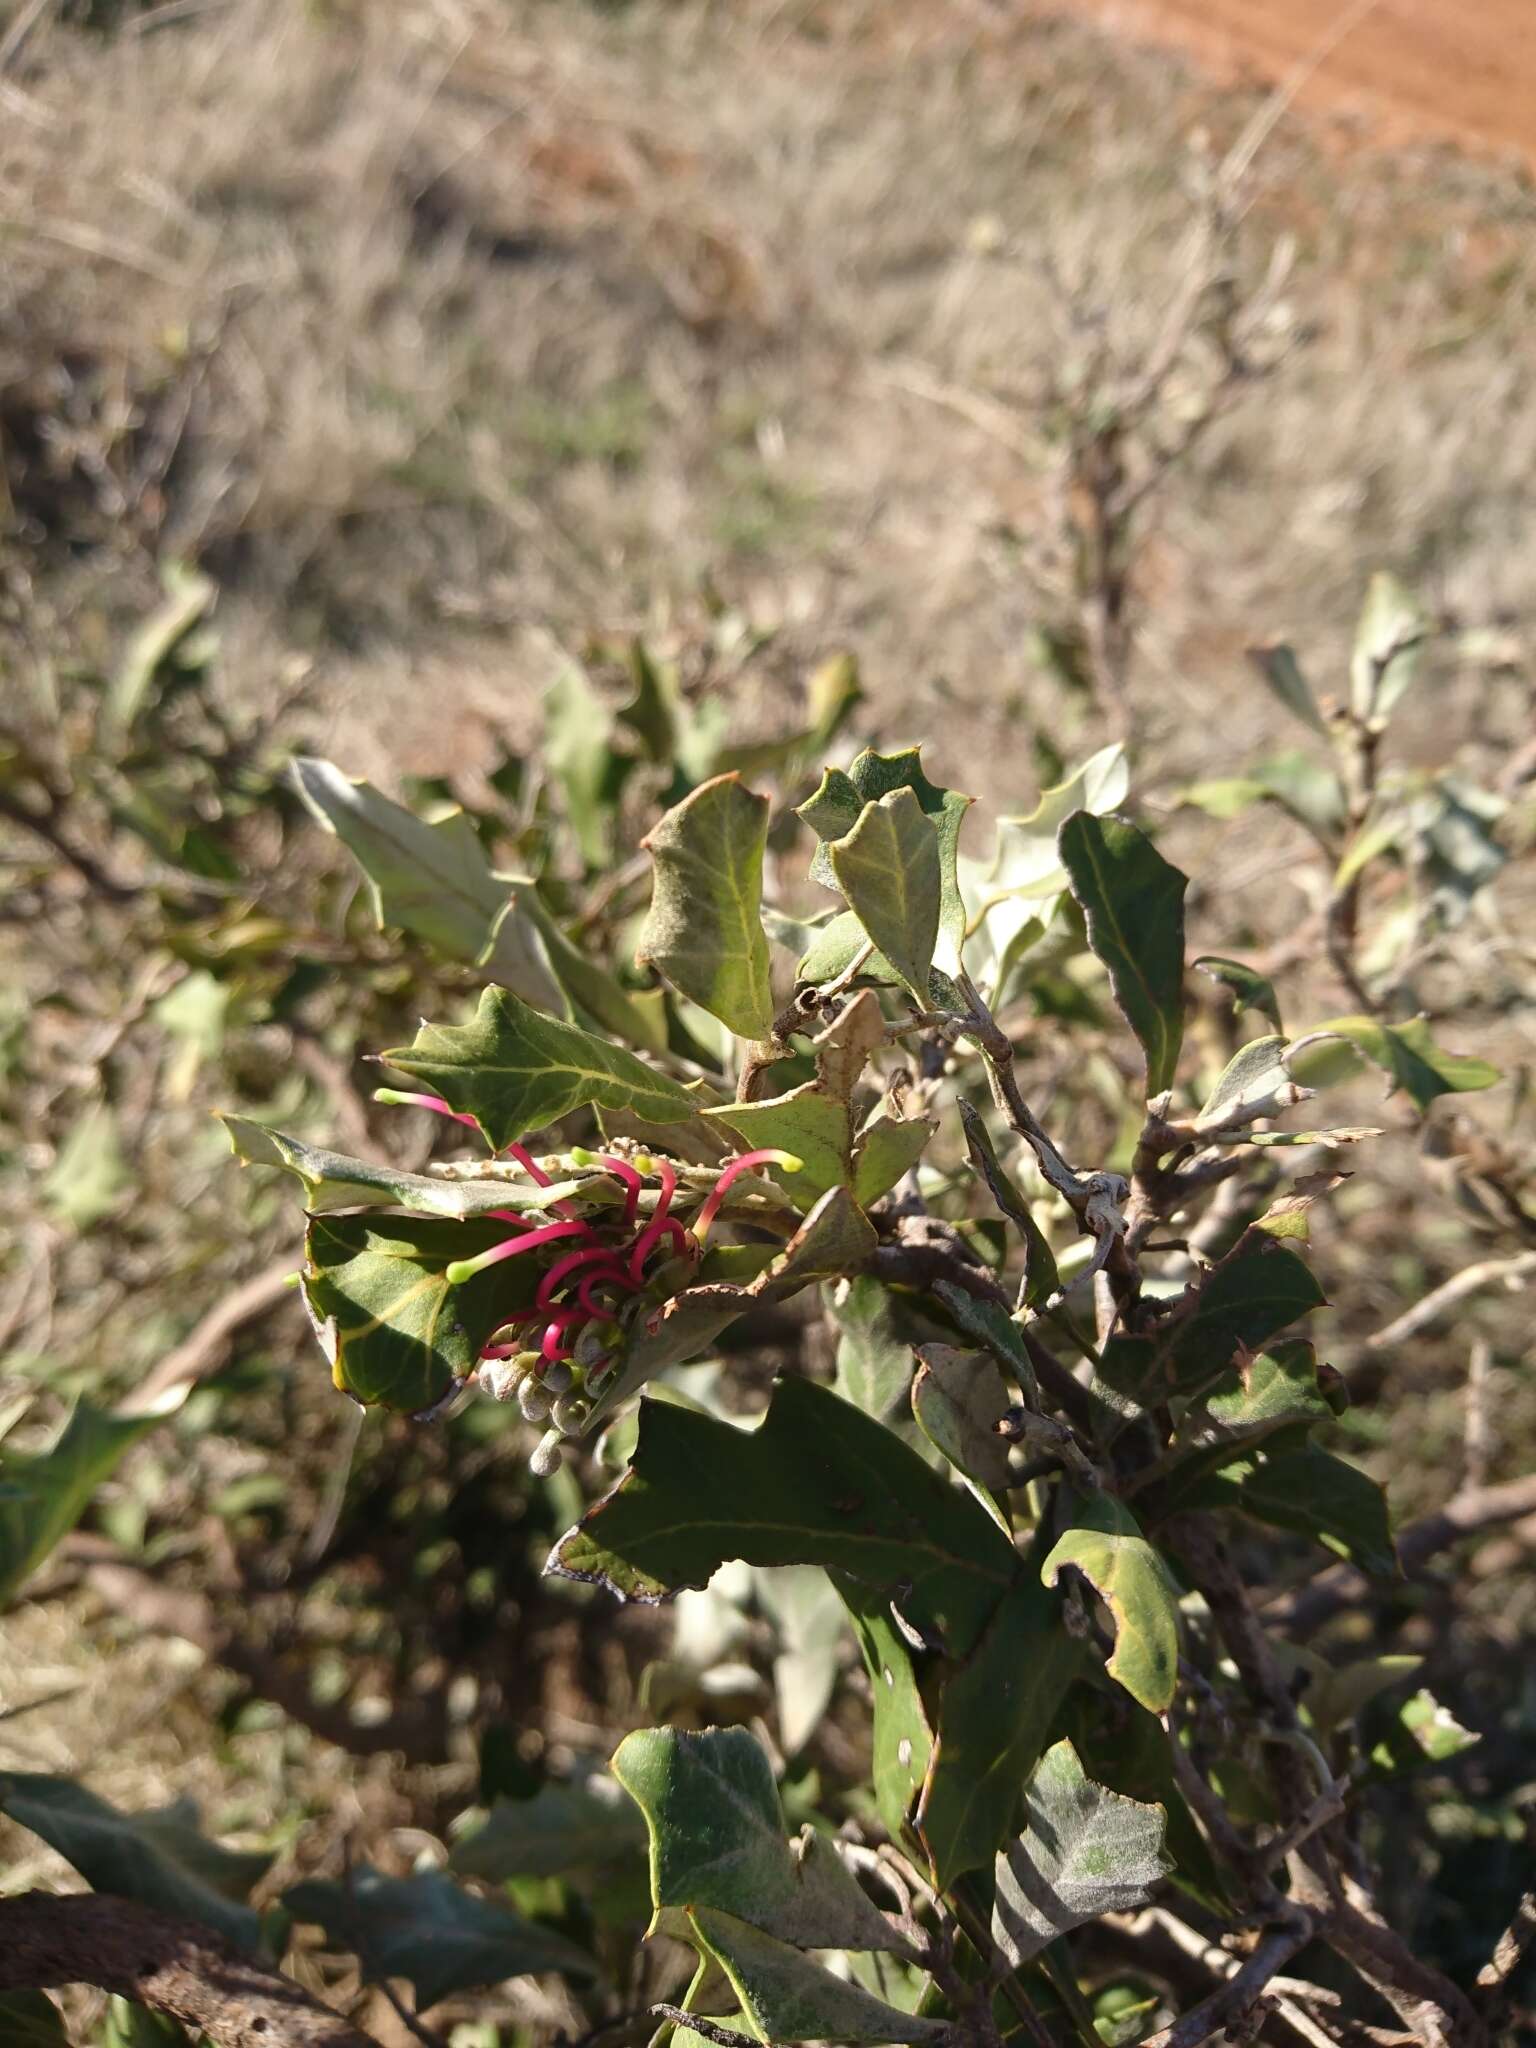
[1294,1014,1498,1112]
[637,773,776,1041]
[827,787,941,1000]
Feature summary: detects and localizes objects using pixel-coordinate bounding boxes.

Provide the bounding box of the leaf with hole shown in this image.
[1042,1497,1180,1713]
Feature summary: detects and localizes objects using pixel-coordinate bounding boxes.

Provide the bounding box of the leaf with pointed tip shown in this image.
[837,1577,933,1843]
[957,1099,1059,1311]
[519,887,669,1051]
[852,1112,936,1208]
[799,748,972,971]
[911,1345,1013,1505]
[451,1772,646,1880]
[549,1373,1016,1653]
[1203,1340,1334,1436]
[690,1908,947,2044]
[991,1740,1169,1966]
[1294,1014,1498,1111]
[1194,956,1283,1033]
[828,788,941,1000]
[1247,643,1328,738]
[0,1403,159,1609]
[706,1085,852,1204]
[545,662,632,867]
[811,989,887,1102]
[382,985,695,1152]
[292,757,563,1008]
[1059,813,1187,1098]
[1351,572,1428,729]
[825,1277,915,1428]
[933,1285,1041,1406]
[917,1560,1081,1888]
[0,1776,270,1951]
[1042,1498,1180,1713]
[1056,1690,1228,1914]
[223,1117,583,1218]
[612,1725,903,1952]
[973,744,1129,912]
[1164,1243,1327,1394]
[1183,1444,1397,1578]
[302,1213,534,1412]
[1195,1035,1294,1130]
[796,907,898,988]
[756,1566,849,1759]
[284,1865,594,2006]
[637,774,775,1040]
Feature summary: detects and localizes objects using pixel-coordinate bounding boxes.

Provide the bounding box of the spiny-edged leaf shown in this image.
[545,661,630,867]
[911,1345,1013,1506]
[1194,955,1283,1033]
[800,747,972,971]
[0,1994,68,2045]
[637,774,775,1041]
[837,1577,933,1843]
[0,1775,269,1951]
[283,1865,594,2006]
[612,1725,904,1953]
[549,1373,1016,1653]
[957,1098,1060,1311]
[991,1739,1170,1966]
[1247,643,1329,738]
[1059,812,1187,1099]
[690,1908,947,2044]
[0,1403,159,1609]
[292,757,563,1009]
[382,984,695,1153]
[706,1084,851,1204]
[796,907,898,989]
[811,988,887,1102]
[825,1277,915,1428]
[1294,1014,1498,1111]
[223,1117,583,1219]
[1351,571,1428,729]
[933,1284,1040,1406]
[450,1771,646,1881]
[1042,1498,1180,1713]
[828,788,941,999]
[1184,1444,1397,1578]
[852,1112,936,1208]
[1165,1242,1326,1394]
[1203,1340,1333,1436]
[917,1561,1081,1888]
[302,1214,533,1412]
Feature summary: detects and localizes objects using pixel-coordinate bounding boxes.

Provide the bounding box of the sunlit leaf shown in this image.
[690,1907,946,2043]
[1042,1498,1179,1713]
[545,662,632,867]
[1059,813,1187,1098]
[0,1403,159,1609]
[42,1102,128,1229]
[1293,1014,1498,1112]
[851,1111,936,1209]
[1193,956,1282,1033]
[799,748,971,972]
[638,774,775,1041]
[706,1084,852,1204]
[224,1117,585,1218]
[1351,571,1428,729]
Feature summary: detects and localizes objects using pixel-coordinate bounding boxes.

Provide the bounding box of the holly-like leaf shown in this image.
[1042,1498,1180,1713]
[1059,813,1187,1099]
[1194,955,1283,1033]
[381,985,695,1153]
[292,757,563,1009]
[706,1084,852,1204]
[450,1771,647,1881]
[612,1725,903,1953]
[223,1117,584,1218]
[991,1740,1170,1966]
[549,1374,1016,1655]
[1056,1690,1228,1914]
[283,1865,593,2007]
[828,788,941,1000]
[796,908,897,990]
[1247,643,1329,738]
[0,1403,160,1609]
[0,1776,270,1951]
[852,1112,936,1208]
[970,744,1129,919]
[1202,1340,1334,1436]
[637,774,775,1041]
[1294,1014,1498,1112]
[302,1214,532,1412]
[1184,1444,1397,1578]
[689,1908,947,2044]
[1165,1242,1327,1394]
[799,748,971,971]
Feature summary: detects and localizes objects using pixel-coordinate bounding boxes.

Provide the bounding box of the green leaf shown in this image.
[852,1112,936,1208]
[1193,956,1283,1033]
[101,1999,190,2047]
[1202,1340,1333,1436]
[381,984,695,1153]
[706,1084,851,1204]
[1392,1688,1478,1763]
[957,1099,1059,1312]
[0,1403,159,1609]
[292,758,563,1009]
[689,1908,947,2044]
[283,1865,593,2007]
[1351,571,1428,729]
[991,1740,1169,1966]
[838,1578,933,1843]
[911,1345,1013,1507]
[1295,1014,1498,1111]
[223,1117,584,1219]
[42,1102,128,1229]
[549,1374,1016,1654]
[825,1277,915,1428]
[1042,1499,1180,1713]
[302,1214,533,1412]
[0,1993,68,2045]
[827,788,941,1000]
[971,743,1129,913]
[917,1563,1081,1888]
[103,561,217,745]
[1185,1444,1396,1578]
[1056,1690,1228,1914]
[637,774,775,1040]
[618,639,681,764]
[1058,813,1187,1098]
[1246,643,1328,738]
[796,907,897,989]
[0,1776,270,1951]
[756,1566,849,1759]
[611,1725,903,1952]
[799,748,972,971]
[1194,1035,1292,1129]
[1180,753,1346,839]
[450,1772,647,1881]
[933,1285,1041,1406]
[545,662,631,867]
[1165,1243,1327,1394]
[520,888,669,1051]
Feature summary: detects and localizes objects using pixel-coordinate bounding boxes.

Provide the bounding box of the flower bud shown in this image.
[529,1431,564,1478]
[518,1378,552,1424]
